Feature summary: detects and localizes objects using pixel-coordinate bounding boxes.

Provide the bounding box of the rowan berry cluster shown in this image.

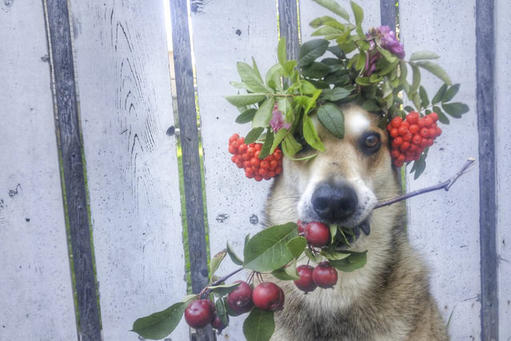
[387,112,442,167]
[228,133,283,181]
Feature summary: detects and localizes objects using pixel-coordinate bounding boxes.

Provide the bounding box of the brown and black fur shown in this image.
[264,105,448,341]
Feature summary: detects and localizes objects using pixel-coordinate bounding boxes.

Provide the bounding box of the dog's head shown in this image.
[273,104,399,231]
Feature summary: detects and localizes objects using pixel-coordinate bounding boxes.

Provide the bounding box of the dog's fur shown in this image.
[264,104,448,341]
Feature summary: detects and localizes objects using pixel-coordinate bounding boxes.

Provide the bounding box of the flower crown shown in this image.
[226,1,468,179]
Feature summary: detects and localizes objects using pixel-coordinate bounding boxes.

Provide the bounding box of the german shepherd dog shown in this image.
[265,104,448,340]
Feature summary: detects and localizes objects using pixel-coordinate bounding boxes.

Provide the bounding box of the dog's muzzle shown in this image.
[311,182,358,222]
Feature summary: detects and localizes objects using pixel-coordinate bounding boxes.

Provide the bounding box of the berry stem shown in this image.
[374,158,476,209]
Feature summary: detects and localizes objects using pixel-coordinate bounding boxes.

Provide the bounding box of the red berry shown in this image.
[409,124,419,134]
[255,176,263,181]
[238,144,247,154]
[400,142,410,152]
[418,118,427,127]
[398,126,408,136]
[211,314,228,333]
[429,112,439,122]
[275,167,282,174]
[226,281,253,316]
[229,134,240,144]
[429,128,436,137]
[312,262,338,288]
[391,116,402,128]
[270,160,278,169]
[412,135,422,145]
[435,127,442,136]
[420,128,430,138]
[250,157,259,167]
[423,116,433,127]
[260,161,269,169]
[392,137,403,147]
[406,112,420,124]
[185,299,215,329]
[304,222,330,247]
[228,145,236,154]
[294,265,317,293]
[390,128,399,137]
[252,282,285,311]
[403,132,413,141]
[255,144,262,151]
[391,149,401,159]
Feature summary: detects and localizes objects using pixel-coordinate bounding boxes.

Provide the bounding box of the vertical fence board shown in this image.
[190,1,278,339]
[0,2,77,340]
[299,0,382,39]
[67,1,188,339]
[399,1,481,339]
[496,0,511,339]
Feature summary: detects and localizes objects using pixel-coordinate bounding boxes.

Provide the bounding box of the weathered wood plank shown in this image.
[190,1,278,339]
[169,0,214,340]
[475,1,498,339]
[67,1,188,339]
[43,0,102,339]
[278,0,300,60]
[495,0,510,339]
[380,0,397,28]
[399,1,481,339]
[0,1,78,340]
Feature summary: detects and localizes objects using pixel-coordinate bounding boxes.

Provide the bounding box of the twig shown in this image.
[374,158,476,209]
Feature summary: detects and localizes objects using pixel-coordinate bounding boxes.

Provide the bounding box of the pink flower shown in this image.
[270,104,291,132]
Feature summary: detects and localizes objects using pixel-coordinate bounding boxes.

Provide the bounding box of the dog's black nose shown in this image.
[311,182,358,221]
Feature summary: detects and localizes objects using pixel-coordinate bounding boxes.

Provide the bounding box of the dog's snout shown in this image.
[312,182,358,222]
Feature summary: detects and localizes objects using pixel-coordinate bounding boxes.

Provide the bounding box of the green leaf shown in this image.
[281,134,302,157]
[243,308,275,341]
[320,250,351,261]
[215,298,229,327]
[286,236,307,259]
[226,242,243,265]
[245,127,265,144]
[317,103,344,139]
[419,86,429,108]
[272,261,300,281]
[298,39,329,67]
[236,108,257,124]
[410,64,421,95]
[265,64,283,90]
[312,0,350,21]
[321,87,351,102]
[442,84,460,102]
[415,61,452,85]
[409,51,440,62]
[278,37,287,66]
[329,224,338,243]
[350,1,364,26]
[412,153,427,179]
[287,153,318,161]
[132,302,185,340]
[208,282,241,296]
[442,102,469,118]
[226,94,267,107]
[270,128,289,154]
[377,47,397,63]
[432,84,448,104]
[210,250,226,278]
[433,106,450,124]
[283,60,297,76]
[303,115,325,151]
[301,62,332,78]
[237,62,268,93]
[252,57,264,83]
[259,129,274,159]
[252,98,275,128]
[404,105,415,113]
[329,251,367,272]
[243,223,298,272]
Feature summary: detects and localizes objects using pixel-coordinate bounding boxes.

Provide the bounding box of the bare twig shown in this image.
[374,158,476,209]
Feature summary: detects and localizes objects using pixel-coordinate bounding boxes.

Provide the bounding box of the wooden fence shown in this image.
[0,0,509,340]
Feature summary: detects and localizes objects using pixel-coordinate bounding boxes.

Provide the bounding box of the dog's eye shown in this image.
[359,132,381,155]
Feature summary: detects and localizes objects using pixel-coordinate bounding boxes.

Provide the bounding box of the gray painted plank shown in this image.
[169,0,214,340]
[0,1,78,340]
[399,1,481,339]
[190,1,279,339]
[496,1,511,339]
[43,0,102,340]
[475,1,498,340]
[379,0,397,28]
[278,0,300,60]
[68,0,188,339]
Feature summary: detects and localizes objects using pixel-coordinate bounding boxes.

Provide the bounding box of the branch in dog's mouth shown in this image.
[373,158,476,210]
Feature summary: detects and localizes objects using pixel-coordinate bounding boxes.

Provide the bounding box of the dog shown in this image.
[264,104,448,340]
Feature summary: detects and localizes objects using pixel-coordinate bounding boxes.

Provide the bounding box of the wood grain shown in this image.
[400,1,481,338]
[67,0,188,339]
[43,0,102,339]
[0,1,78,340]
